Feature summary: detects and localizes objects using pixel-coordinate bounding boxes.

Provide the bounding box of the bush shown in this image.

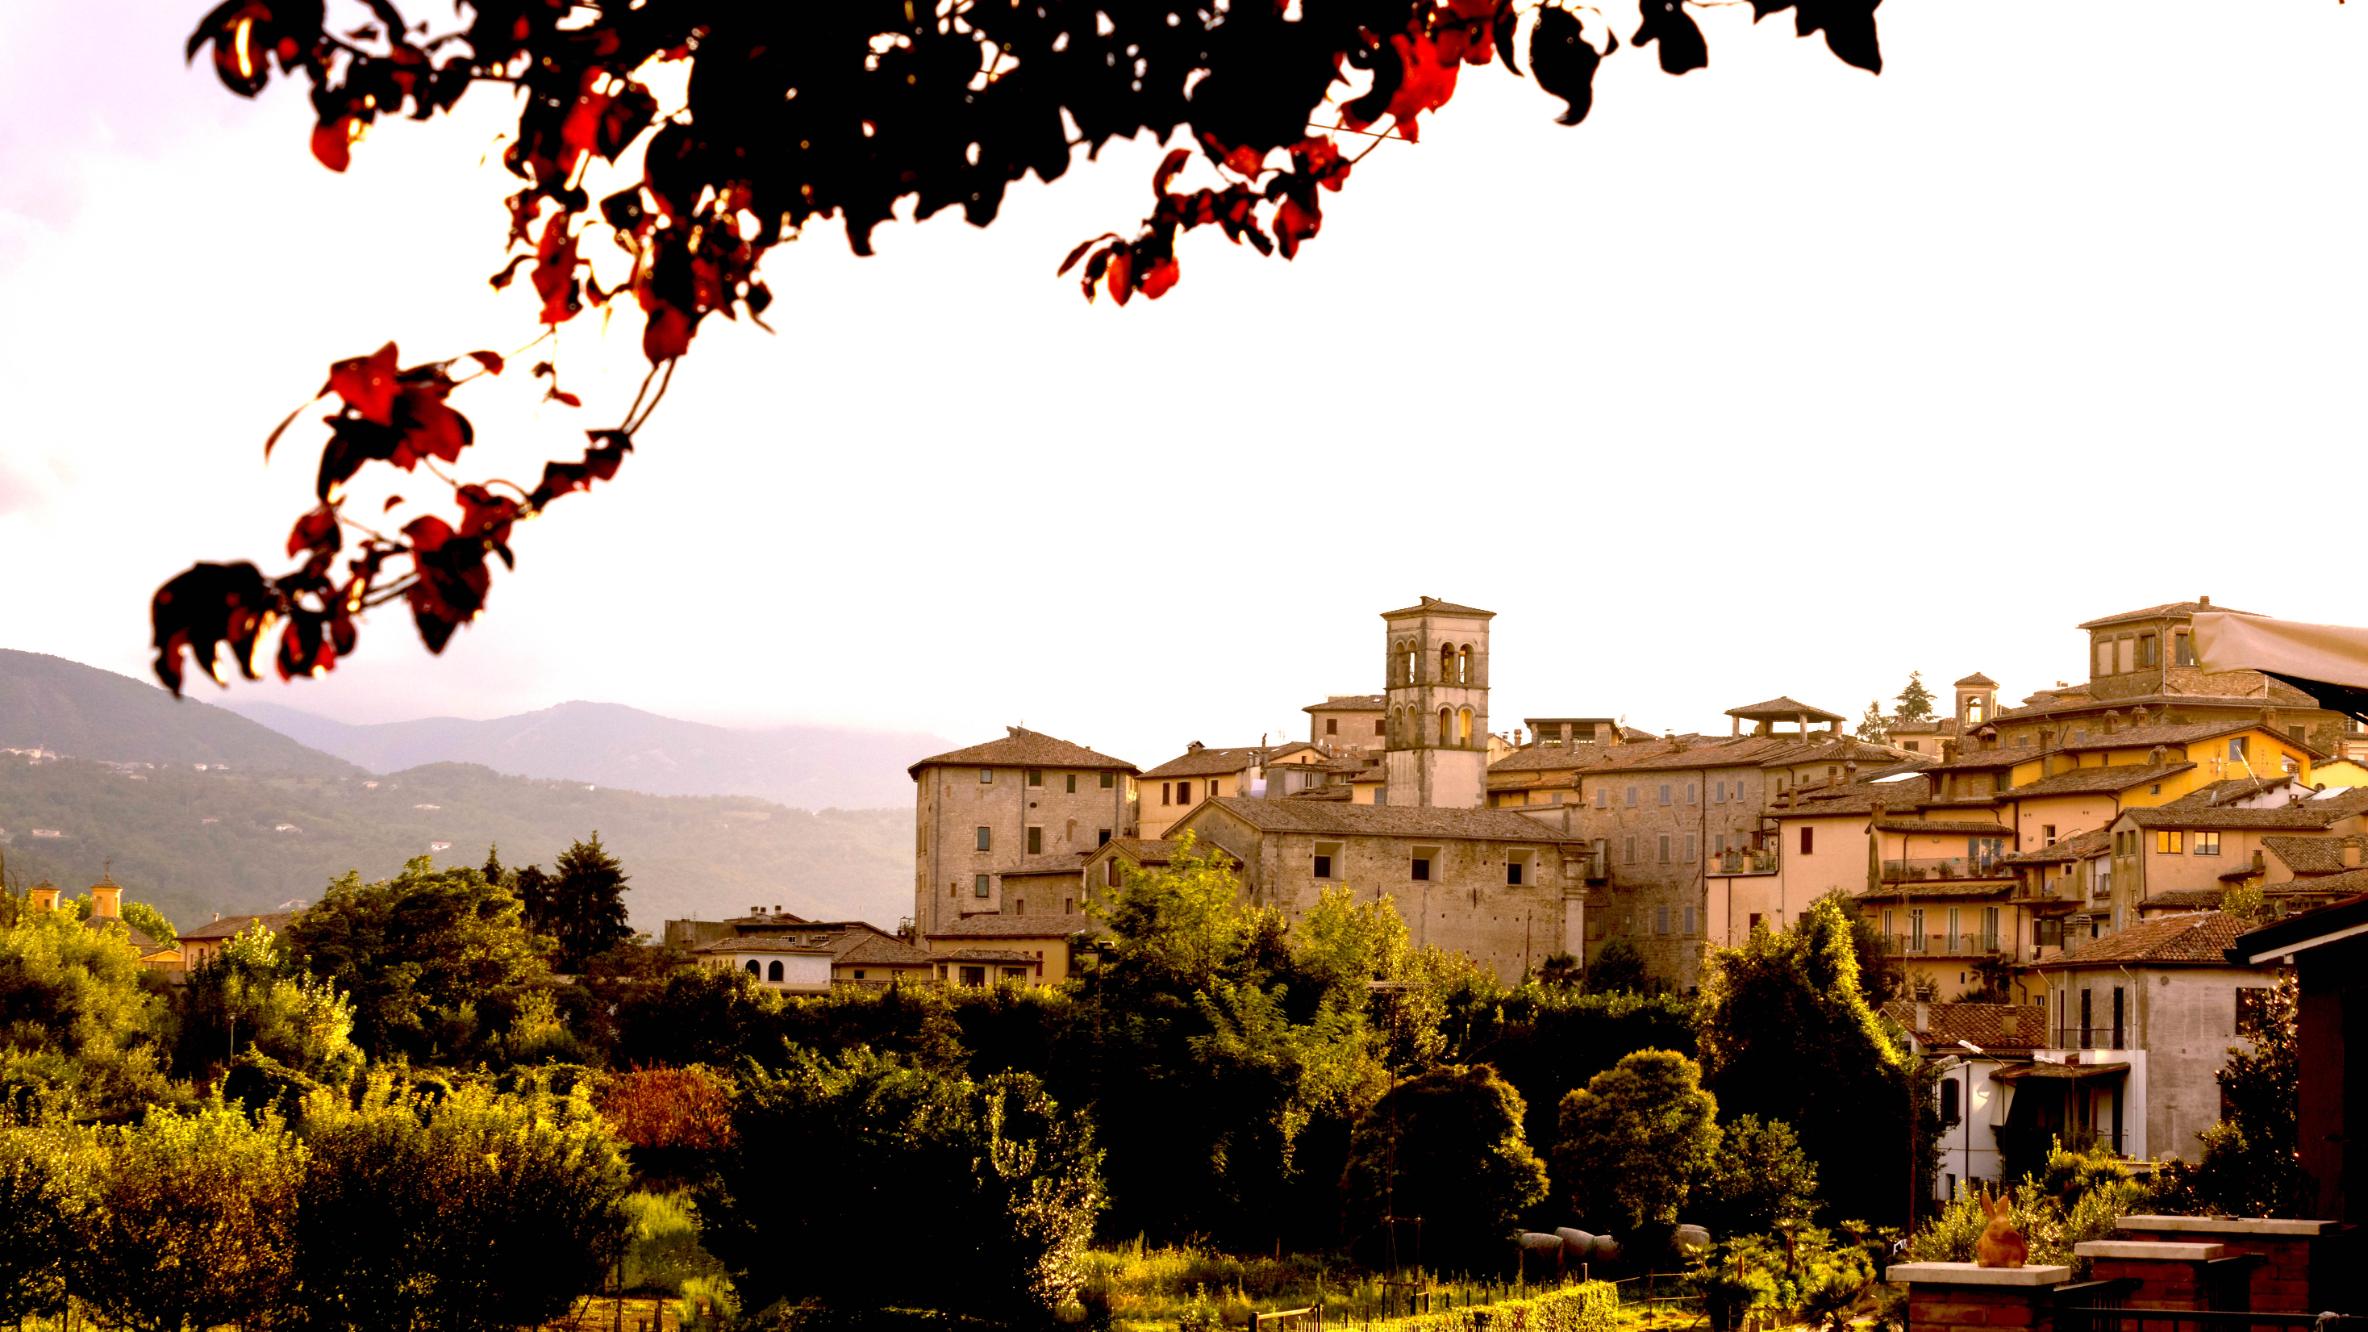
[1701,1114,1819,1236]
[0,1119,94,1325]
[621,1189,724,1294]
[1367,1279,1622,1332]
[1552,1050,1720,1239]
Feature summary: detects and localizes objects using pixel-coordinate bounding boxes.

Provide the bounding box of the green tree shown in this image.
[545,833,636,972]
[0,906,173,1119]
[1584,939,1651,994]
[1448,987,1699,1158]
[1701,1113,1820,1235]
[704,1047,1102,1320]
[1696,897,1930,1224]
[0,1119,95,1325]
[175,920,362,1091]
[1855,700,1890,744]
[296,1072,631,1332]
[119,899,178,946]
[74,1101,305,1332]
[1341,1064,1549,1271]
[1895,672,1936,725]
[285,857,558,1065]
[1552,1049,1721,1238]
[2150,975,2305,1216]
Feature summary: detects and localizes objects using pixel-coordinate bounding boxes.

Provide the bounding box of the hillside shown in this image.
[0,755,910,933]
[0,650,359,777]
[231,699,945,811]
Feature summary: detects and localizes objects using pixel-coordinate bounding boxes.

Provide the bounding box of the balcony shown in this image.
[1880,856,2012,884]
[1710,849,1779,876]
[1883,931,2005,958]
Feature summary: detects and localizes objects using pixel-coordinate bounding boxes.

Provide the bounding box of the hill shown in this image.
[0,650,359,778]
[230,699,945,811]
[0,755,910,933]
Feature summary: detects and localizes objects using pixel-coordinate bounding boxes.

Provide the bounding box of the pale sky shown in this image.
[2,0,2362,772]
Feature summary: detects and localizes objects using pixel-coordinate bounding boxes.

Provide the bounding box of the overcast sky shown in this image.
[2,0,2362,769]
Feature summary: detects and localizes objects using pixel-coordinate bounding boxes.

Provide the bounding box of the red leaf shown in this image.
[548,388,583,408]
[531,211,582,325]
[1154,148,1193,193]
[1107,250,1134,306]
[328,343,401,424]
[311,116,355,172]
[642,304,693,362]
[467,350,505,375]
[286,505,341,559]
[1141,258,1181,301]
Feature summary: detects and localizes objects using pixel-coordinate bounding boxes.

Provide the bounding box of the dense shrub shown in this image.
[1341,1065,1549,1271]
[1553,1050,1720,1239]
[1449,988,1698,1155]
[0,1119,93,1325]
[1369,1279,1622,1332]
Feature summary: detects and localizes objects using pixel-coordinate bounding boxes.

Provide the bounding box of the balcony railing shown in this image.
[2049,1026,2128,1052]
[1884,932,2004,957]
[1880,856,2011,883]
[1710,849,1779,876]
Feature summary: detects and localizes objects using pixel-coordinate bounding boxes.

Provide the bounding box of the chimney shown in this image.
[2199,595,2212,608]
[1915,1001,1930,1033]
[2104,709,2123,735]
[2040,726,2057,751]
[212,911,222,922]
[90,881,121,921]
[1187,740,1205,753]
[27,883,59,913]
[1942,739,1960,761]
[1513,728,1525,747]
[2132,704,2151,727]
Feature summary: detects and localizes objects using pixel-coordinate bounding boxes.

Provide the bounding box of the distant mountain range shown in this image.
[227,699,945,811]
[0,650,941,933]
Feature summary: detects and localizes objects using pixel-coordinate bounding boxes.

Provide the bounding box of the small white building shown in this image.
[1884,999,2048,1199]
[693,934,833,992]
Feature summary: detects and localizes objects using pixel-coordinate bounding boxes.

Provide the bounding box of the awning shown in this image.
[2194,612,2368,724]
[1993,1061,2130,1082]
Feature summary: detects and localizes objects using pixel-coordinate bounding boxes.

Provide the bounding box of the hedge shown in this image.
[1366,1281,1625,1332]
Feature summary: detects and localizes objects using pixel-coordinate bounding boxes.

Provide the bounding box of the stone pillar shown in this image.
[1887,1262,2073,1332]
[2115,1216,2344,1311]
[2072,1241,2223,1309]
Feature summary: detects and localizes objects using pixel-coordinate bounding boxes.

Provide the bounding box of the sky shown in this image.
[1,0,2363,771]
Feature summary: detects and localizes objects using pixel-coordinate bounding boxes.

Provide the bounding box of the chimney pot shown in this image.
[1915,1001,1930,1032]
[2200,595,2211,608]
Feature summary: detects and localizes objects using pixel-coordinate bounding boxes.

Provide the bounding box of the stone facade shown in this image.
[1380,597,1493,810]
[909,727,1136,936]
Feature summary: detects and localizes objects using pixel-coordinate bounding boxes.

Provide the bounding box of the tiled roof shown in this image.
[999,854,1088,878]
[1141,745,1263,779]
[1098,837,1179,865]
[2078,600,2262,630]
[1586,734,1805,774]
[1490,742,1610,773]
[1726,696,1844,722]
[2005,762,2194,798]
[693,933,833,955]
[1856,880,2017,900]
[926,913,1096,939]
[2124,789,2368,831]
[934,948,1043,964]
[2058,720,2303,756]
[833,932,934,967]
[1758,737,1908,770]
[1286,786,1355,801]
[1955,673,1998,688]
[2032,912,2249,968]
[1927,746,2035,771]
[1991,691,2308,726]
[2263,834,2368,876]
[909,727,1136,778]
[1872,817,2017,836]
[2182,776,2304,808]
[1381,596,1493,619]
[1888,717,1959,736]
[2001,826,2113,865]
[1304,694,1385,713]
[178,911,299,942]
[1882,1000,2047,1052]
[1190,796,1586,843]
[1772,776,1934,817]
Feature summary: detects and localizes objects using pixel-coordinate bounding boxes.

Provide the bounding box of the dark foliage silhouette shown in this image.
[157,0,1880,693]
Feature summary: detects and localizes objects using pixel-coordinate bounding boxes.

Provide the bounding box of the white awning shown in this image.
[2194,611,2368,723]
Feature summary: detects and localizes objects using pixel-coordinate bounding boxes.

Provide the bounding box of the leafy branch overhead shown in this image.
[156,0,1881,694]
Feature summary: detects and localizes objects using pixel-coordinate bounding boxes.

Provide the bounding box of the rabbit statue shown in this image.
[1972,1189,2027,1269]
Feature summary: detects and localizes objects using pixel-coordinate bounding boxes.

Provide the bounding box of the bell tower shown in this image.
[1380,596,1493,809]
[1955,673,1998,730]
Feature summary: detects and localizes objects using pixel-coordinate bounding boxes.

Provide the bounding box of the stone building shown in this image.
[1172,796,1588,982]
[1137,741,1329,839]
[908,727,1137,936]
[1304,694,1387,754]
[1379,597,1494,809]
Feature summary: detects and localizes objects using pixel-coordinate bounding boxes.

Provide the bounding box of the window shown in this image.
[1411,853,1433,881]
[1176,780,1194,804]
[1373,719,1385,736]
[2175,632,2197,668]
[1713,834,1727,855]
[2095,639,2114,677]
[2035,918,2063,948]
[2229,737,2249,761]
[2116,637,2134,674]
[2155,830,2185,854]
[960,965,987,987]
[1683,905,1697,934]
[2138,633,2159,667]
[1065,773,1078,794]
[1595,788,1608,809]
[1684,834,1697,862]
[1026,769,1043,787]
[1659,783,1672,806]
[1013,897,1025,915]
[1903,740,1920,752]
[1026,826,1043,855]
[2111,985,2126,1050]
[1314,843,1341,880]
[1063,897,1075,914]
[1748,912,1763,931]
[1713,781,1726,804]
[1100,772,1115,789]
[1002,966,1028,981]
[853,969,867,980]
[979,767,994,784]
[2195,831,2221,856]
[1657,835,1672,864]
[1626,785,1638,807]
[1800,826,1815,855]
[1940,1078,1961,1127]
[1161,782,1172,806]
[1104,859,1120,887]
[1624,836,1638,864]
[2043,824,2057,846]
[745,959,759,975]
[2079,988,2094,1048]
[1982,905,2000,950]
[975,826,992,851]
[1654,906,1671,936]
[1686,783,1698,804]
[1326,718,1339,735]
[974,874,990,897]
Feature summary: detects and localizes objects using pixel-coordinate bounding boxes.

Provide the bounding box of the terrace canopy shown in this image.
[2195,611,2368,724]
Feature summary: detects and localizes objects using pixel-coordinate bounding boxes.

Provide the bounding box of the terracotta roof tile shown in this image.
[1954,673,1998,688]
[2125,789,2368,831]
[1871,817,2016,836]
[1303,694,1386,713]
[1190,795,1585,843]
[1726,696,1844,722]
[2263,834,2368,875]
[1490,742,1611,773]
[926,913,1096,939]
[2005,762,2194,797]
[998,854,1089,877]
[1882,1000,2047,1052]
[1381,597,1494,619]
[2078,601,2263,630]
[1772,776,1934,817]
[2032,912,2248,968]
[1098,837,1180,864]
[1141,745,1264,779]
[178,911,299,942]
[909,727,1136,779]
[2001,826,2114,865]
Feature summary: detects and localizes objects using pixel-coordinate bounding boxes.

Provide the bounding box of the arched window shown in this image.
[767,960,784,982]
[1438,707,1453,746]
[744,960,759,975]
[1458,707,1474,744]
[1459,644,1475,684]
[1441,643,1457,682]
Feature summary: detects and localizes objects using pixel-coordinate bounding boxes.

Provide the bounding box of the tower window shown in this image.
[974,875,990,897]
[1326,718,1338,735]
[1411,856,1431,881]
[1026,826,1043,855]
[975,826,992,851]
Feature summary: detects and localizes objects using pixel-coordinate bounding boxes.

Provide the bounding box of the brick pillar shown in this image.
[2115,1215,2345,1311]
[1888,1263,2073,1332]
[2073,1241,2223,1309]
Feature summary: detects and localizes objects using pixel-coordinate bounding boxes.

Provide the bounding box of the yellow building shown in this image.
[26,879,181,972]
[177,911,299,972]
[922,913,1094,987]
